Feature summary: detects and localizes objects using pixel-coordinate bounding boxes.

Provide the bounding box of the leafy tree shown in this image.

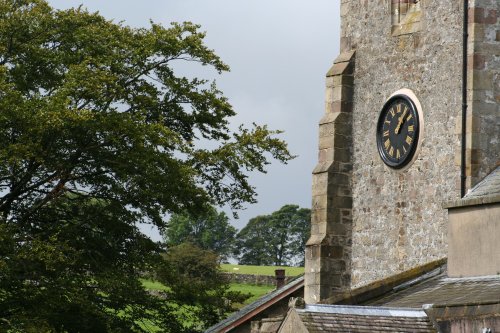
[1,196,182,332]
[0,1,292,332]
[164,207,237,261]
[269,204,311,266]
[235,215,275,266]
[157,243,249,332]
[236,205,311,266]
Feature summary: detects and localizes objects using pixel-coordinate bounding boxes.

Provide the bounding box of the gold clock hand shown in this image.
[394,108,408,134]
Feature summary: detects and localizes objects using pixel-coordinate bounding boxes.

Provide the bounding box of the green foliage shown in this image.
[0,197,181,332]
[157,243,250,332]
[235,215,274,266]
[164,207,237,260]
[0,1,291,332]
[141,279,273,312]
[271,204,311,266]
[236,205,311,266]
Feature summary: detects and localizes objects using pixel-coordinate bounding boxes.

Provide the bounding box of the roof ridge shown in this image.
[204,275,304,333]
[323,259,446,305]
[300,304,428,317]
[464,165,500,198]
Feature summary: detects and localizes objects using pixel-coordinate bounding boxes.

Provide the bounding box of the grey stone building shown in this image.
[306,0,499,302]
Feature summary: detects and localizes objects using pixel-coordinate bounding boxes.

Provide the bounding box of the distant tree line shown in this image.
[163,204,311,267]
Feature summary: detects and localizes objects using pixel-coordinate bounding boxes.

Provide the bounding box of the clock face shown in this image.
[376,94,420,169]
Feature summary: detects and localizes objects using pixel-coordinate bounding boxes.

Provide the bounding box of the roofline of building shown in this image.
[444,195,500,209]
[222,277,303,332]
[445,165,500,208]
[300,304,428,318]
[322,258,446,305]
[205,275,304,333]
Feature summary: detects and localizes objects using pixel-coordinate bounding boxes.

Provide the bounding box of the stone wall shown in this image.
[447,202,500,278]
[425,303,500,333]
[465,0,500,186]
[225,273,294,286]
[306,0,498,303]
[340,0,463,289]
[305,50,355,303]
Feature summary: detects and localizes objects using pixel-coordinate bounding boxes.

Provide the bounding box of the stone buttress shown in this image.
[305,50,355,304]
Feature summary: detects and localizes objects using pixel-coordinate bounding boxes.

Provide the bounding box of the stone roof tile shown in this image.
[465,166,500,200]
[296,305,436,333]
[366,272,500,308]
[445,166,500,208]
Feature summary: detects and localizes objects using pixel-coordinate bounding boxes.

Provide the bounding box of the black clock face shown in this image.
[376,94,420,169]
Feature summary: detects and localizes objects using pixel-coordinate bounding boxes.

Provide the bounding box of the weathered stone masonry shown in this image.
[336,0,464,293]
[463,0,500,187]
[307,0,498,304]
[305,50,355,304]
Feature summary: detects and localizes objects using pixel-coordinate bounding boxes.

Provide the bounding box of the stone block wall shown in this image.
[339,0,463,289]
[447,202,500,278]
[306,0,498,303]
[305,51,355,303]
[426,303,500,333]
[464,0,500,186]
[225,273,294,287]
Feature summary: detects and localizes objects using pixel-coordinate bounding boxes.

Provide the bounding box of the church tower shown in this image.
[305,0,499,303]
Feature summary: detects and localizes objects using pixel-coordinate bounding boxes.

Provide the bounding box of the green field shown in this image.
[140,279,169,291]
[140,264,303,310]
[221,264,304,276]
[141,279,274,306]
[229,283,275,304]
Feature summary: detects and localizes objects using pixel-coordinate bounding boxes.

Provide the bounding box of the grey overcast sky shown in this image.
[47,0,341,241]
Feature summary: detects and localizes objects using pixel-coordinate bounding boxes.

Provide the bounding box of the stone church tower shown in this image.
[305,0,499,303]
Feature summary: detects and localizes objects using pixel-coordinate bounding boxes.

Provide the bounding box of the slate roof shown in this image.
[465,166,500,199]
[445,165,500,208]
[207,261,500,332]
[293,264,500,332]
[366,270,500,308]
[295,305,436,333]
[204,275,304,333]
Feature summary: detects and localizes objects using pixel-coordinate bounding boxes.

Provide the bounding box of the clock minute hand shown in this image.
[394,108,408,134]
